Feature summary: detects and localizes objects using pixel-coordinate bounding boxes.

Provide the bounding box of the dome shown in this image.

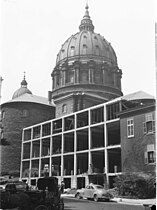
[12,75,32,99]
[51,4,123,117]
[12,87,32,99]
[56,5,117,66]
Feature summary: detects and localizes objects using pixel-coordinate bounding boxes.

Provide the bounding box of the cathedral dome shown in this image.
[56,5,117,66]
[51,4,123,117]
[12,75,32,99]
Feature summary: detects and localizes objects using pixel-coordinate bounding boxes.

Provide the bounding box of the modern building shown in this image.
[20,91,155,188]
[0,76,55,175]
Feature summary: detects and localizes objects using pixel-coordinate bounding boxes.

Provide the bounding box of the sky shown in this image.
[0,0,156,103]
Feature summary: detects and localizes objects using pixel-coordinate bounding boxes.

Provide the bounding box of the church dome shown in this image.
[12,75,32,99]
[51,4,123,117]
[56,5,117,66]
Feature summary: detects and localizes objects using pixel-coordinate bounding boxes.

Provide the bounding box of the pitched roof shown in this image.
[121,90,155,101]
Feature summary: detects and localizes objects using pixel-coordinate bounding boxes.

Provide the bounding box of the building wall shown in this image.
[55,97,74,118]
[120,108,155,174]
[0,102,55,175]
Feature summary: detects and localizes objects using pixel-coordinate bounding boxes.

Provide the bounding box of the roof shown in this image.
[55,5,117,66]
[12,87,32,99]
[2,93,56,107]
[121,91,155,101]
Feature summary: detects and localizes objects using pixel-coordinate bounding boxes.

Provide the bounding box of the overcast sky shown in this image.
[1,0,156,103]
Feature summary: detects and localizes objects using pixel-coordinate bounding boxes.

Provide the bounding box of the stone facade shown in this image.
[0,102,55,175]
[51,5,123,118]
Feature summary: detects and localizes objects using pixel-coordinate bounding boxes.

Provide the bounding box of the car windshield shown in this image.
[95,185,104,189]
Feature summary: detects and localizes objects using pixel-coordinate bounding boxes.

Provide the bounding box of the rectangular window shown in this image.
[127,118,134,137]
[143,113,155,134]
[148,151,155,163]
[144,144,155,164]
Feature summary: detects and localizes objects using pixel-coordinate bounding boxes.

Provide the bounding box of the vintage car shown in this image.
[0,177,64,210]
[75,183,113,202]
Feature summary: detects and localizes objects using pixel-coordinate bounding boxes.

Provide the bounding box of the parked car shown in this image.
[75,183,113,202]
[6,180,28,191]
[0,180,8,190]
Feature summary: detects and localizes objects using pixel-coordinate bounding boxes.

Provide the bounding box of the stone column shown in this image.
[102,65,108,85]
[74,62,80,83]
[117,69,122,90]
[88,61,95,83]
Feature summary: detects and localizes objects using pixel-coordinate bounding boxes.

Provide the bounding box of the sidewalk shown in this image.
[112,197,156,206]
[62,193,156,206]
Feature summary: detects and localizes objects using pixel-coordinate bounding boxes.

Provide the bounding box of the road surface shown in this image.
[64,197,150,210]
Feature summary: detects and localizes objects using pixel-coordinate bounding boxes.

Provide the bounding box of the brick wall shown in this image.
[0,102,55,175]
[120,110,155,174]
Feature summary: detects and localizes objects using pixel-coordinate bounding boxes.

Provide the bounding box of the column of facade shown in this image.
[61,120,64,179]
[104,104,109,185]
[74,62,80,84]
[53,73,57,89]
[88,109,92,179]
[73,113,77,187]
[49,123,53,176]
[89,68,94,83]
[88,61,95,83]
[117,69,122,90]
[20,130,25,179]
[102,64,108,86]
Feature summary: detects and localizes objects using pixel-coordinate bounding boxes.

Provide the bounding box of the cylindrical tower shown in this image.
[0,76,55,176]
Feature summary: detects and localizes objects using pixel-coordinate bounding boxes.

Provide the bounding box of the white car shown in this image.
[75,183,113,202]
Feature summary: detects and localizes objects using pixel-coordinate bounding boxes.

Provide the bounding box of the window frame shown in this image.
[62,104,67,113]
[127,118,134,138]
[144,144,155,165]
[143,113,155,134]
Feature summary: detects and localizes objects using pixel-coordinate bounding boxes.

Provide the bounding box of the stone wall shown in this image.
[0,102,55,175]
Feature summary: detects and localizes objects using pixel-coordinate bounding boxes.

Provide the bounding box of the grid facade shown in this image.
[20,99,122,188]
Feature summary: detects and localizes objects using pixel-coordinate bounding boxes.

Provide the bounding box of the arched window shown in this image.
[2,111,5,119]
[83,44,87,54]
[95,70,102,84]
[81,70,88,83]
[95,45,99,56]
[22,109,29,117]
[62,104,67,113]
[66,70,74,84]
[70,46,75,56]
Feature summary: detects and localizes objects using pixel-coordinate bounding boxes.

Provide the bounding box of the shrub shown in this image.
[113,172,156,199]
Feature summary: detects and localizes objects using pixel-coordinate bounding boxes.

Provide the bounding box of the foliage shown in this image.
[113,172,156,199]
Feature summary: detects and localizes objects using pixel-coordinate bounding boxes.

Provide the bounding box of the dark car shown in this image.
[5,180,27,192]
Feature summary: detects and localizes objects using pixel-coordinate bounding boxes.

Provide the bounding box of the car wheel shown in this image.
[93,194,99,202]
[76,193,81,199]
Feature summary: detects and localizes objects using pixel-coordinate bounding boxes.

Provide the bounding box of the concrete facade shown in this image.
[20,99,122,188]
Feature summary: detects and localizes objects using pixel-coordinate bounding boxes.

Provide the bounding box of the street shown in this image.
[64,197,149,210]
